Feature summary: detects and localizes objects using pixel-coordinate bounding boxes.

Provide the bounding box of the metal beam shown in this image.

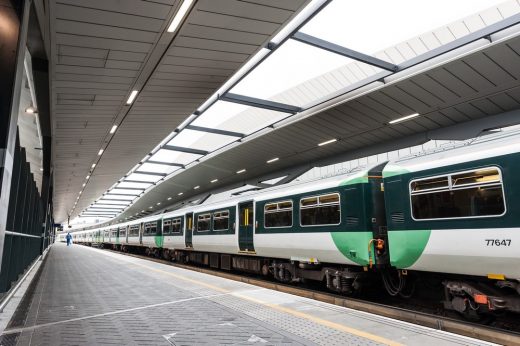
[145,160,184,168]
[186,125,244,138]
[162,145,208,156]
[220,93,302,113]
[292,32,398,72]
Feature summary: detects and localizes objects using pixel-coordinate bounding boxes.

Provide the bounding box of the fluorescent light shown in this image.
[167,197,172,200]
[318,138,337,146]
[39,168,43,171]
[157,202,161,205]
[167,0,194,33]
[149,206,153,209]
[210,179,218,183]
[25,106,36,114]
[110,125,118,134]
[178,192,183,196]
[82,183,86,187]
[91,163,96,168]
[389,113,420,124]
[86,175,90,179]
[194,185,200,190]
[141,210,145,212]
[267,157,279,163]
[236,169,246,174]
[126,90,138,105]
[98,149,104,156]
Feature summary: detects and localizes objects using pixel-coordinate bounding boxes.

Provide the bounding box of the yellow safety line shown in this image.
[132,261,403,346]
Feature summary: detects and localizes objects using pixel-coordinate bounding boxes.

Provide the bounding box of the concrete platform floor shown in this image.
[0,243,496,346]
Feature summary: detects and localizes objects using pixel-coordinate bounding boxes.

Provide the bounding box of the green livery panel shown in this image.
[384,152,520,269]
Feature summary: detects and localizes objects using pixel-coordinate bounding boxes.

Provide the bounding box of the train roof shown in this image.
[384,128,520,176]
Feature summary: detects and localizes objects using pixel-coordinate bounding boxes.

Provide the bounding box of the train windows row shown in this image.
[264,193,341,228]
[197,210,230,232]
[163,218,182,234]
[144,222,158,235]
[410,167,506,220]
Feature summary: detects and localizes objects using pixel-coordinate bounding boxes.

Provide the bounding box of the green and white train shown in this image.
[69,131,520,316]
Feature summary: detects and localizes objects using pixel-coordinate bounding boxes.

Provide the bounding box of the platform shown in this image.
[0,243,495,346]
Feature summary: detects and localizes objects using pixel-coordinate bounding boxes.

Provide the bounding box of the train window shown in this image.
[129,225,140,236]
[172,218,182,233]
[264,200,293,228]
[119,228,126,237]
[163,219,172,234]
[144,222,157,235]
[300,193,341,226]
[410,167,506,220]
[451,168,500,187]
[197,214,211,231]
[410,176,448,192]
[104,230,109,238]
[111,229,117,237]
[213,210,229,231]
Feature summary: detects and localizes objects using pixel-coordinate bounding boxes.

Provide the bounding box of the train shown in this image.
[64,130,520,318]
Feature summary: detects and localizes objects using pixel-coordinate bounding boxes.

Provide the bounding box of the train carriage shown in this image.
[383,136,520,280]
[68,130,520,315]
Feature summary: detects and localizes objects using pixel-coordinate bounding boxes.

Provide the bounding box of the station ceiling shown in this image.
[43,0,520,224]
[46,0,309,223]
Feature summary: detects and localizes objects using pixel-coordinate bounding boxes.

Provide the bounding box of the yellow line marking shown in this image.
[132,261,403,346]
[233,293,403,346]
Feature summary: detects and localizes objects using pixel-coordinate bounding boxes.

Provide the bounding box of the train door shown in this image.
[139,223,143,245]
[185,213,193,248]
[238,201,255,252]
[368,162,389,266]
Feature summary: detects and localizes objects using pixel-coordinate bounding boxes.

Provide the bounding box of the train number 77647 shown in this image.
[485,239,511,246]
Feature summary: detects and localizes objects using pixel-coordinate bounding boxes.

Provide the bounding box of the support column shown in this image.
[0,0,30,270]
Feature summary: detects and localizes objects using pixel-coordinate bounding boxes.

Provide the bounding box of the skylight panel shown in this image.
[192,101,289,135]
[125,172,163,183]
[149,149,201,165]
[117,181,153,189]
[94,199,131,205]
[137,163,179,175]
[230,39,357,108]
[101,195,136,201]
[167,129,238,152]
[299,0,508,57]
[109,188,142,195]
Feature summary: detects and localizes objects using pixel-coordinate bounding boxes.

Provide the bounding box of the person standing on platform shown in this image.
[66,232,72,246]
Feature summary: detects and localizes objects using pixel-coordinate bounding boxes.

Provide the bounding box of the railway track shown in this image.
[98,246,520,345]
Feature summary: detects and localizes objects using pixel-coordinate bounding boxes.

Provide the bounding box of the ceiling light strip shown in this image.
[389,113,420,124]
[126,90,139,105]
[167,0,194,33]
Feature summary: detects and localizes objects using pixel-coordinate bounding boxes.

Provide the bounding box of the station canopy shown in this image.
[68,0,520,225]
